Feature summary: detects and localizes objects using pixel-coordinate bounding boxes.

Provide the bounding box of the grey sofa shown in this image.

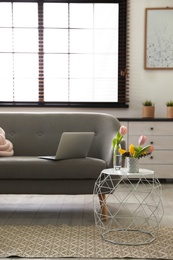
[0,112,121,195]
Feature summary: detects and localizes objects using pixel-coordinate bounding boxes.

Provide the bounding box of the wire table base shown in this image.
[93,168,164,246]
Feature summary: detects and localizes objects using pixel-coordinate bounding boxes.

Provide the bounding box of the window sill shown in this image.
[0,102,129,108]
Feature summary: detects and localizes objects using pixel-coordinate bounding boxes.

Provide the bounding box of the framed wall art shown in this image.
[144,7,173,70]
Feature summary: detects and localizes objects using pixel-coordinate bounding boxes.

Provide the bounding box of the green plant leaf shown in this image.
[134,145,151,158]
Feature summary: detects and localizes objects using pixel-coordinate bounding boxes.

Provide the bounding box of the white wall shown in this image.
[1,0,173,118]
[128,0,173,119]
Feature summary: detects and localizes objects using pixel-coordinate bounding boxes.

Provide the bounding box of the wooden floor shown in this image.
[0,182,173,260]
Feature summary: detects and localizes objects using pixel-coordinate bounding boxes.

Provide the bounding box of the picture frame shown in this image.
[144,7,173,70]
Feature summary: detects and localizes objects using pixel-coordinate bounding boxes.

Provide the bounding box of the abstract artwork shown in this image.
[144,8,173,69]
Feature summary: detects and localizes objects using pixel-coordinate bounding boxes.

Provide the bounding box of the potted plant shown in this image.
[166,101,173,118]
[142,100,155,118]
[119,135,154,173]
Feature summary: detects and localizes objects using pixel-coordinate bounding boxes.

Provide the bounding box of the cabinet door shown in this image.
[129,122,173,136]
[138,151,173,164]
[129,136,173,149]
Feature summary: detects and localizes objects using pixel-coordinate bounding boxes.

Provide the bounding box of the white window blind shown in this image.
[0,1,129,107]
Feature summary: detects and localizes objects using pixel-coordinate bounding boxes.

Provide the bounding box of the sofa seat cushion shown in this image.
[0,156,106,180]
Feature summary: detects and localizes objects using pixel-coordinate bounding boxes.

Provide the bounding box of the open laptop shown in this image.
[39,132,95,161]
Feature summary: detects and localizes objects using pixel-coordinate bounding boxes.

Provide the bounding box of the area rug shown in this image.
[0,224,173,259]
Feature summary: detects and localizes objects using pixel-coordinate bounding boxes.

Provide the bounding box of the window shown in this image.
[0,0,129,107]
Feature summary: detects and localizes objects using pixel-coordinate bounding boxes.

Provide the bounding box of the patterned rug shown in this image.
[0,224,173,259]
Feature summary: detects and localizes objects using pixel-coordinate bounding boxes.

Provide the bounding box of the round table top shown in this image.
[101,168,155,177]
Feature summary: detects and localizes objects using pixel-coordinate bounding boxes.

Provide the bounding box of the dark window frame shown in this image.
[0,0,129,108]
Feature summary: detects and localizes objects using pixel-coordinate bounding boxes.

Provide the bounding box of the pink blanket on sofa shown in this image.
[0,127,14,156]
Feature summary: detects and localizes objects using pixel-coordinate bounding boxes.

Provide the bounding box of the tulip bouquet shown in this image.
[119,135,154,159]
[112,126,154,158]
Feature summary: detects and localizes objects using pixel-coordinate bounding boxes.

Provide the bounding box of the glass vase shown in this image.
[113,144,122,170]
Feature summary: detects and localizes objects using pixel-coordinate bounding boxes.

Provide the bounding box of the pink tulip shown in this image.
[147,145,154,153]
[138,135,147,146]
[119,126,127,136]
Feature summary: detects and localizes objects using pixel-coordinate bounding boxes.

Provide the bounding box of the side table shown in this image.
[93,168,164,245]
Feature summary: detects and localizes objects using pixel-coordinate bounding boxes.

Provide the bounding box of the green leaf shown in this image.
[134,145,151,158]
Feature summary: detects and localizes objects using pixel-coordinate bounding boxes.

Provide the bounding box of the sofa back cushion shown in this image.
[0,112,121,167]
